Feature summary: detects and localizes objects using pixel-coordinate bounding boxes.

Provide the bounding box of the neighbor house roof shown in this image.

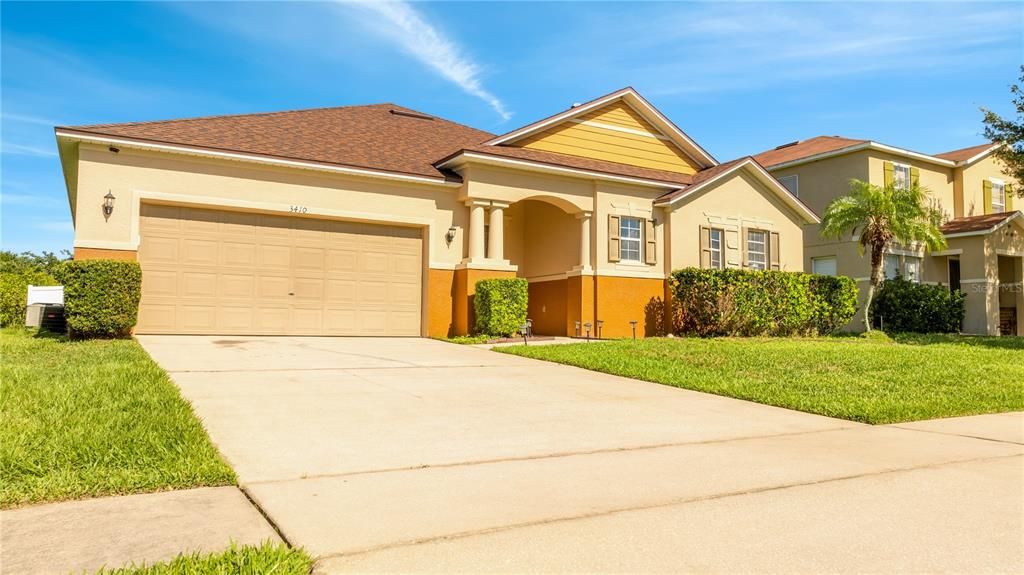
[56,104,495,182]
[940,211,1022,237]
[752,136,868,169]
[934,143,999,163]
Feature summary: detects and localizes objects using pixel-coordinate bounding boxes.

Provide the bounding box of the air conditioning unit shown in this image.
[25,285,66,333]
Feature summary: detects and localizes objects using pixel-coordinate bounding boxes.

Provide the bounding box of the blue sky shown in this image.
[2,1,1021,254]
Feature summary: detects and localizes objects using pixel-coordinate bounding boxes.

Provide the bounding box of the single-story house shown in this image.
[56,87,818,338]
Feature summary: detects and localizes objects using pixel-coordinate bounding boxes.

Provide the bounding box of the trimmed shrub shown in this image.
[54,259,142,339]
[670,268,858,337]
[809,274,859,335]
[0,270,58,327]
[474,278,528,337]
[870,278,965,334]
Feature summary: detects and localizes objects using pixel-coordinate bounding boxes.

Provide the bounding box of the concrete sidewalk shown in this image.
[0,487,281,575]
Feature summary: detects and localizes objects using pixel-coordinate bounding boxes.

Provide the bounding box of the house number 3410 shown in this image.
[289,205,308,214]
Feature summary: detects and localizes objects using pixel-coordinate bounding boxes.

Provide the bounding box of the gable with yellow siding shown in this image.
[512,102,699,175]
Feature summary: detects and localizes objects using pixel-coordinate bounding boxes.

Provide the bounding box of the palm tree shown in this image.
[821,179,947,331]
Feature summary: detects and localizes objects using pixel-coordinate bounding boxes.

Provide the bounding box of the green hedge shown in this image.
[54,259,142,339]
[474,278,528,337]
[669,268,858,337]
[0,270,58,327]
[870,278,965,334]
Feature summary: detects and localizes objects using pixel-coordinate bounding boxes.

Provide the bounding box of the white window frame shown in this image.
[747,230,767,270]
[893,163,911,191]
[619,217,642,262]
[709,228,724,269]
[991,179,1006,212]
[904,256,922,283]
[777,175,799,197]
[811,256,837,276]
[883,254,901,280]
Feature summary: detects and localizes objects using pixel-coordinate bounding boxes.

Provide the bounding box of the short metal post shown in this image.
[629,320,638,340]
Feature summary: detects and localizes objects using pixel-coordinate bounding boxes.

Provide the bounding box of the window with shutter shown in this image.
[746,230,767,270]
[992,180,1006,212]
[619,217,642,262]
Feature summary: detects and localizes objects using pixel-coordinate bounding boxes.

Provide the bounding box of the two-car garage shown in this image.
[135,204,423,336]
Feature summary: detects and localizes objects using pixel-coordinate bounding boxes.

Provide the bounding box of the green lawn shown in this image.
[0,329,235,508]
[96,542,312,575]
[496,334,1024,424]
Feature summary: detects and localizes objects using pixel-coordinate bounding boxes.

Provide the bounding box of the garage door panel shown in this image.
[140,236,180,263]
[181,272,218,298]
[138,204,422,335]
[142,270,179,298]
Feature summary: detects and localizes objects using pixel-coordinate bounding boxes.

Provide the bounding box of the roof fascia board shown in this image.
[55,130,461,187]
[766,142,956,171]
[483,88,717,168]
[438,151,682,190]
[654,159,819,224]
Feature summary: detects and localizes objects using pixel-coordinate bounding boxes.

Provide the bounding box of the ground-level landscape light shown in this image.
[629,320,638,340]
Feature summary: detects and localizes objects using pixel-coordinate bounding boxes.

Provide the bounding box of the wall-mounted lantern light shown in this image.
[445,226,457,245]
[102,191,116,220]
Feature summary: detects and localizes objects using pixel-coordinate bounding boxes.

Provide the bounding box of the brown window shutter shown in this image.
[645,218,656,265]
[883,162,894,188]
[741,226,749,268]
[1006,185,1014,211]
[608,215,621,262]
[699,226,711,268]
[983,180,992,214]
[770,231,781,270]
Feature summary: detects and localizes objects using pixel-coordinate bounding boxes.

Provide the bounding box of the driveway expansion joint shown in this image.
[888,425,1024,446]
[309,452,1024,562]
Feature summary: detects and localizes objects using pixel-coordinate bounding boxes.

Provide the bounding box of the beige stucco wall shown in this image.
[73,143,467,268]
[667,170,805,272]
[594,182,667,279]
[958,154,1019,216]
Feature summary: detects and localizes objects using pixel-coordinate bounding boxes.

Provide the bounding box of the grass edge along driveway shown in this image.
[95,541,312,575]
[496,334,1024,424]
[1,328,235,508]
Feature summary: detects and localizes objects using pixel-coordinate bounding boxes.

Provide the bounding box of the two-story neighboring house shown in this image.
[753,137,1023,336]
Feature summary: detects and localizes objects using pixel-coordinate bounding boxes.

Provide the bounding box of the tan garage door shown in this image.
[136,204,422,336]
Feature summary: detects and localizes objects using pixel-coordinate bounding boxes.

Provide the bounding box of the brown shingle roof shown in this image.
[752,136,867,168]
[934,143,996,162]
[59,104,495,181]
[448,144,695,187]
[940,211,1020,235]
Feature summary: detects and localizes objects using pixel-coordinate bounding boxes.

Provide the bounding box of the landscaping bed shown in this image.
[0,329,235,508]
[496,334,1024,424]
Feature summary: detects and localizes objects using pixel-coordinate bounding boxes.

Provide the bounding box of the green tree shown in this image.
[981,65,1024,196]
[820,179,946,331]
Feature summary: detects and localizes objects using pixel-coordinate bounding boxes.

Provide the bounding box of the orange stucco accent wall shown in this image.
[427,268,455,338]
[527,279,568,336]
[595,276,669,338]
[452,268,517,335]
[566,274,596,337]
[73,247,138,261]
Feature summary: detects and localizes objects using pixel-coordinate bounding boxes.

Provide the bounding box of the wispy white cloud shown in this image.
[2,142,57,157]
[343,1,511,121]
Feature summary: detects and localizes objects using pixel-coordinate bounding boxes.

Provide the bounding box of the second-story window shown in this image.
[619,217,642,262]
[992,180,1006,212]
[893,164,911,191]
[778,175,799,197]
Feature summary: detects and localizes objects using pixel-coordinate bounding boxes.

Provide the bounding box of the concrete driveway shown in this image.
[138,336,1023,573]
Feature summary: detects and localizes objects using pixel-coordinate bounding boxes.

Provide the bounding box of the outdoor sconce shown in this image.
[102,191,116,220]
[445,226,457,245]
[629,320,638,340]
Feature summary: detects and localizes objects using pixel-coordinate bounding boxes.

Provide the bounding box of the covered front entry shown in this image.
[136,204,423,336]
